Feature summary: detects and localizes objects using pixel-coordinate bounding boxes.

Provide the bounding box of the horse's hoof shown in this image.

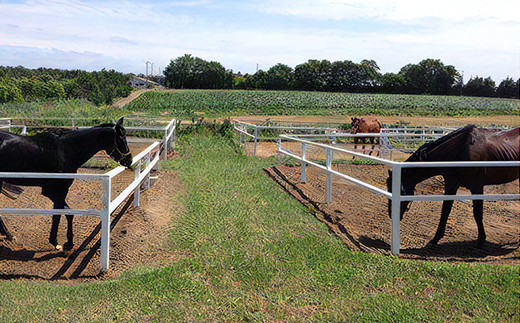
[63,242,74,251]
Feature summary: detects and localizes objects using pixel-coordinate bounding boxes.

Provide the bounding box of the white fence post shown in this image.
[162,128,168,160]
[301,142,307,183]
[100,176,111,272]
[253,126,258,156]
[144,152,151,190]
[391,164,402,255]
[325,148,333,204]
[133,160,142,207]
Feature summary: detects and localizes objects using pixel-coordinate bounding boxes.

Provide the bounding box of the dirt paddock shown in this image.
[0,144,181,282]
[265,163,519,264]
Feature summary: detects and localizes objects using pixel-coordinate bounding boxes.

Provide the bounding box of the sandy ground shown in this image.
[265,164,519,264]
[0,145,182,282]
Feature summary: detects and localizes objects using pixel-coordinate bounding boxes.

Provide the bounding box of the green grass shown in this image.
[125,89,520,118]
[1,130,517,322]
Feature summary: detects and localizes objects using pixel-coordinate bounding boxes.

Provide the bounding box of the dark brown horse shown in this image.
[387,125,519,247]
[0,118,132,251]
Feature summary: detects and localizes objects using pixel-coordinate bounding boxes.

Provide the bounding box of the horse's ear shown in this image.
[116,117,124,127]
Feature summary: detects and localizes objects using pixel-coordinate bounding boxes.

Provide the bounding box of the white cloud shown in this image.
[0,0,518,81]
[253,0,520,22]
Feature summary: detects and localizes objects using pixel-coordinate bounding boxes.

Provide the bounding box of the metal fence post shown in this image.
[326,148,333,204]
[253,126,258,156]
[133,160,142,207]
[100,176,111,272]
[391,164,402,255]
[301,142,307,183]
[162,128,168,160]
[144,152,151,190]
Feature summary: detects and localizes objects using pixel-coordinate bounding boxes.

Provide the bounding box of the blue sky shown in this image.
[1,0,519,83]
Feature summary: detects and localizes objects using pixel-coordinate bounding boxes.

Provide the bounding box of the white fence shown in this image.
[234,120,457,155]
[2,117,176,160]
[0,118,176,272]
[277,134,520,255]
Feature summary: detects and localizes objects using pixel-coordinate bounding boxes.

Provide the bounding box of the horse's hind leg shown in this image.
[471,186,486,247]
[64,212,74,251]
[0,216,13,240]
[428,179,459,246]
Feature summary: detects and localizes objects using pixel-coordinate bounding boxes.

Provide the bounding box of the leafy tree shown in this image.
[266,63,294,90]
[379,73,407,93]
[495,77,519,99]
[164,54,233,89]
[0,77,23,103]
[294,59,331,91]
[399,59,461,95]
[462,76,496,97]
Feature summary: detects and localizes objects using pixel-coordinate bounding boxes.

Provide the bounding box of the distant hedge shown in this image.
[0,66,132,105]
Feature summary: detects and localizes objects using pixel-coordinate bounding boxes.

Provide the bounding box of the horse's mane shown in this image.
[406,125,475,162]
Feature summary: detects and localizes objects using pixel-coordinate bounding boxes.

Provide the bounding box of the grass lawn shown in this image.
[0,129,518,322]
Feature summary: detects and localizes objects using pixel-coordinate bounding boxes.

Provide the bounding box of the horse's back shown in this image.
[0,131,52,172]
[468,127,520,184]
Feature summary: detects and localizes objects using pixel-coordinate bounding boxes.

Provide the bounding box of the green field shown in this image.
[125,90,520,118]
[1,129,518,321]
[1,90,518,122]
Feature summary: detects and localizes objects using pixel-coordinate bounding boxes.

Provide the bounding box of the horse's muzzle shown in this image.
[120,154,133,169]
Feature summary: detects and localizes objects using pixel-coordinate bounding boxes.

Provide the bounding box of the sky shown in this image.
[1,0,519,83]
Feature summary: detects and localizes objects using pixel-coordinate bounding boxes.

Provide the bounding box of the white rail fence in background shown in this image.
[277,134,520,255]
[0,118,176,272]
[2,118,176,160]
[234,120,457,156]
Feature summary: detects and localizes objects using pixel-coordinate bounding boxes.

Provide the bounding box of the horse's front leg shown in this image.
[471,185,485,247]
[49,214,61,250]
[428,179,459,246]
[49,202,71,251]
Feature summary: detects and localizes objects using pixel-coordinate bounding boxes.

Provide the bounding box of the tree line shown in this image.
[0,66,132,105]
[164,54,519,99]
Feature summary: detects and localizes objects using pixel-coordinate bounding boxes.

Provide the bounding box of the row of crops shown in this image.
[125,90,519,118]
[1,90,518,123]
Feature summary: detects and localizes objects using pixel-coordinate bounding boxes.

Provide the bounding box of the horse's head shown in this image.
[351,117,361,134]
[386,169,414,221]
[107,117,133,169]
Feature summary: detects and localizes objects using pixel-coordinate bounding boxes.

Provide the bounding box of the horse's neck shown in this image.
[403,167,444,189]
[60,127,112,171]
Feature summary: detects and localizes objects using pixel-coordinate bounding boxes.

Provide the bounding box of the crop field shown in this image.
[125,90,520,118]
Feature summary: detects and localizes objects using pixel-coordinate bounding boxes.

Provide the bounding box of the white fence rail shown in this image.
[0,142,160,272]
[0,118,176,272]
[3,118,176,160]
[278,134,520,255]
[234,120,457,155]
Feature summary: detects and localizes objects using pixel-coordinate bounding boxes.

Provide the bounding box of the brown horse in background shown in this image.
[387,125,519,247]
[351,117,382,144]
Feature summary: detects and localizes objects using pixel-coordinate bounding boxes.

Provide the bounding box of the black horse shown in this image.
[387,125,519,247]
[0,117,133,251]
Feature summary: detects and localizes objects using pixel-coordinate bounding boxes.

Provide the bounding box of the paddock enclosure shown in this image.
[0,117,177,278]
[235,119,520,264]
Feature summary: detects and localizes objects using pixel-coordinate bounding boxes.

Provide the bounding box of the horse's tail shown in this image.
[1,182,24,200]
